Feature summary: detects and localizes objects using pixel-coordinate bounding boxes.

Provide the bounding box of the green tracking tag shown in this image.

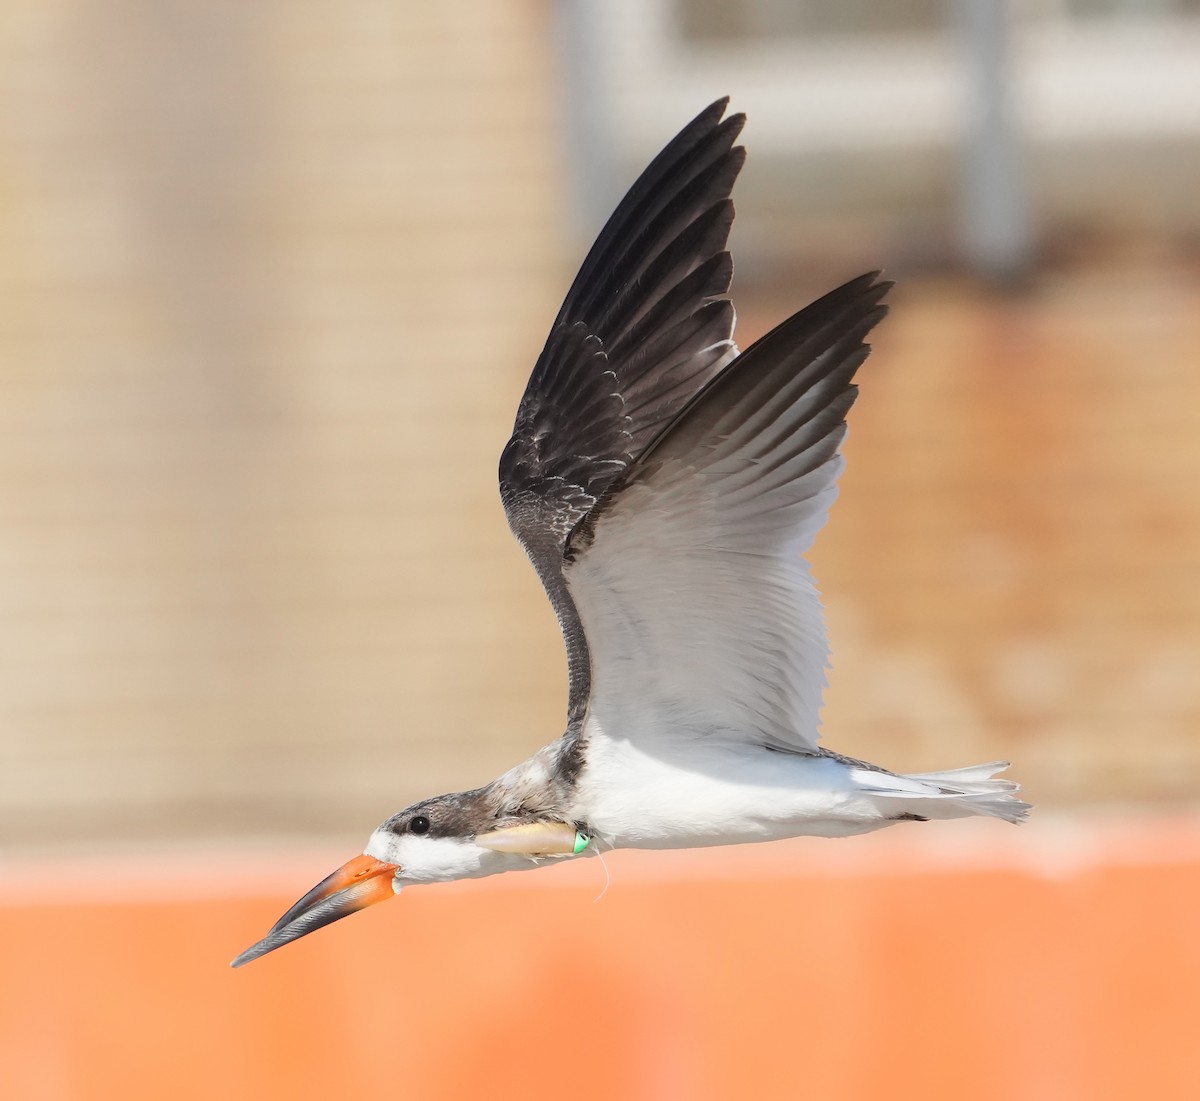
[572,832,591,854]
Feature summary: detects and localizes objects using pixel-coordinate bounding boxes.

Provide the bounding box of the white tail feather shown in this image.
[853,760,1031,825]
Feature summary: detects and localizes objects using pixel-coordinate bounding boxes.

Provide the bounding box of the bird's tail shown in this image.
[856,760,1031,824]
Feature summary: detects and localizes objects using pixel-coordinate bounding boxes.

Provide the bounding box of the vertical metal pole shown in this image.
[957,0,1034,284]
[553,0,620,240]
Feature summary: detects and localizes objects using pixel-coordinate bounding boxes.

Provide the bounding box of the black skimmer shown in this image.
[232,99,1029,968]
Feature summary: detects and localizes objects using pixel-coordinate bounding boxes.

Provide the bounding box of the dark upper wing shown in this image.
[500,99,746,723]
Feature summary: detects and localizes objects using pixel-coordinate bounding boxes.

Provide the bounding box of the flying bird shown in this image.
[233,99,1028,968]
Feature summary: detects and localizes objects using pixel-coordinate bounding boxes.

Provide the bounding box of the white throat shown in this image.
[364,828,540,886]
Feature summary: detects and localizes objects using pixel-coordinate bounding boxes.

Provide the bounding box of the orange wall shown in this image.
[3,820,1198,1101]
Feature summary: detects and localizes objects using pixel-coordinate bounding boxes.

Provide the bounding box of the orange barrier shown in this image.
[2,819,1198,1100]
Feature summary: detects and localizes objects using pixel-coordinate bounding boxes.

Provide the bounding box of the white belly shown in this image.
[573,730,892,850]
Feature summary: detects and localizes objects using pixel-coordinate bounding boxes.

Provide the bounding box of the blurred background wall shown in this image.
[1,2,1199,1098]
[1,2,571,848]
[2,0,1197,851]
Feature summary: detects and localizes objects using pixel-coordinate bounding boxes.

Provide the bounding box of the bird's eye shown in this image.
[409,815,431,835]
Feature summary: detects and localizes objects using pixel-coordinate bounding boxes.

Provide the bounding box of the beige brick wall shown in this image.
[0,2,573,847]
[807,268,1200,813]
[2,5,1197,852]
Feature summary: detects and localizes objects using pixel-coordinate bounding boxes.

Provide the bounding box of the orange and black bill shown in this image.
[230,854,398,968]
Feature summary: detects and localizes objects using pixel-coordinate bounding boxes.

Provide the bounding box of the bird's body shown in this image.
[572,739,1021,849]
[233,99,1028,969]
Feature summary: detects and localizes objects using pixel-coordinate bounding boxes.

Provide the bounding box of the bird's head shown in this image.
[231,792,589,967]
